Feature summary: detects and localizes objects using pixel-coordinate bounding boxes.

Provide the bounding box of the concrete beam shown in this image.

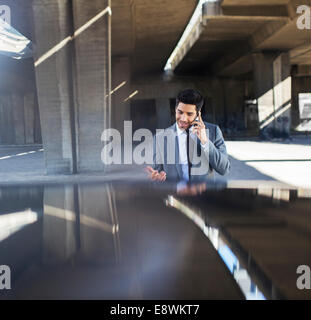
[212,42,252,76]
[201,0,291,77]
[250,20,289,49]
[293,64,311,77]
[287,0,311,20]
[290,40,311,66]
[221,4,289,17]
[215,0,311,76]
[211,17,289,76]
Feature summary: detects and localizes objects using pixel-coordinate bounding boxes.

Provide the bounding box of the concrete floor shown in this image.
[224,137,311,188]
[0,146,45,174]
[0,137,311,188]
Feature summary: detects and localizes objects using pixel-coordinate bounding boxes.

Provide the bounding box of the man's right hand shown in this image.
[145,166,167,182]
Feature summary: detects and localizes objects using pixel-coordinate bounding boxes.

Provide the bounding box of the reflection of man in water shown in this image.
[146,89,230,182]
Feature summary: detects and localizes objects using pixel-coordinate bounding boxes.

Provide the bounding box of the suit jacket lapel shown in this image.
[188,131,202,179]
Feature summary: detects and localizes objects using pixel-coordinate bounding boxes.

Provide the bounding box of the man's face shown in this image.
[175,102,197,130]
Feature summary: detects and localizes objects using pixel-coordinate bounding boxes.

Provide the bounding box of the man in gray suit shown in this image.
[146,89,230,182]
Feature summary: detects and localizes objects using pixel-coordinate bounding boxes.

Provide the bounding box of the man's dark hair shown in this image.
[176,89,204,112]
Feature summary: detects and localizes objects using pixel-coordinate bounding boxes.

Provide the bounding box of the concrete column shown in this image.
[32,0,74,173]
[155,98,171,129]
[291,74,311,130]
[72,0,109,172]
[253,52,291,138]
[24,92,35,144]
[11,93,26,144]
[111,57,131,137]
[33,94,42,144]
[253,53,276,138]
[211,78,225,127]
[272,53,291,137]
[0,94,14,144]
[291,75,301,130]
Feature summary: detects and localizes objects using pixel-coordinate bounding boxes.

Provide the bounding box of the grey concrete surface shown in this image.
[0,137,311,188]
[223,137,311,188]
[0,145,45,174]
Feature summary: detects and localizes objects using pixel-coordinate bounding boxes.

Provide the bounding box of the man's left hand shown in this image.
[192,111,208,145]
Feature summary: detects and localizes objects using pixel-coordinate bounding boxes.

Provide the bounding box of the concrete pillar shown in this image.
[291,74,311,130]
[24,92,35,144]
[11,93,26,145]
[291,75,301,130]
[253,52,274,138]
[155,98,171,129]
[211,79,224,126]
[111,57,131,137]
[253,52,292,138]
[33,94,42,144]
[223,78,248,135]
[32,0,74,173]
[72,0,109,172]
[0,94,14,144]
[272,53,291,137]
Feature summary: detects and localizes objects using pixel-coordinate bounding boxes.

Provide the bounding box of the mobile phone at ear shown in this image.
[191,114,199,128]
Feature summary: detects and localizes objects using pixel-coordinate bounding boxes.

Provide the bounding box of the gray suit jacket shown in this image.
[152,122,230,182]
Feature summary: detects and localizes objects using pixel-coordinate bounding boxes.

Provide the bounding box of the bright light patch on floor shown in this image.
[0,149,43,160]
[226,141,311,188]
[0,150,42,160]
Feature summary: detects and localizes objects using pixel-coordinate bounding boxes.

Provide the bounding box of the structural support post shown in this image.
[111,57,131,138]
[253,52,291,139]
[32,0,112,173]
[32,0,74,174]
[272,53,291,138]
[72,0,110,172]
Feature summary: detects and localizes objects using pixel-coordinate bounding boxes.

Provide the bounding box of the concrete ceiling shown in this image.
[5,0,311,82]
[173,0,311,77]
[175,16,269,75]
[0,0,198,87]
[112,0,198,78]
